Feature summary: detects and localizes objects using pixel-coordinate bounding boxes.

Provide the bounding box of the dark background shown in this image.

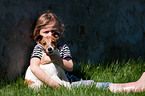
[0,0,145,80]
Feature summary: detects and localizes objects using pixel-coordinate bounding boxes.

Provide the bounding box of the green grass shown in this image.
[1,58,145,96]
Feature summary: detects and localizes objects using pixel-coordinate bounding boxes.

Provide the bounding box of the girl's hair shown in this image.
[33,10,64,41]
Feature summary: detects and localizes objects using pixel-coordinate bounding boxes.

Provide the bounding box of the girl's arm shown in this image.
[49,54,73,71]
[30,57,61,88]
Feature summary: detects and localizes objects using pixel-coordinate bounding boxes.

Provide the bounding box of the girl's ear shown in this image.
[36,35,43,42]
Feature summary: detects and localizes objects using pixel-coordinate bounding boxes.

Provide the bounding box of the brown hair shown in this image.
[33,11,64,41]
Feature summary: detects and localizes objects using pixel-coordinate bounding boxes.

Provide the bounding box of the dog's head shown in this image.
[36,35,57,55]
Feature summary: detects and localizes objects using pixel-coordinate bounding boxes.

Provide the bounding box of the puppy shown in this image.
[24,35,70,89]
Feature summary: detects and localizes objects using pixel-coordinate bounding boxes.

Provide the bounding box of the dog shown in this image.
[24,35,70,89]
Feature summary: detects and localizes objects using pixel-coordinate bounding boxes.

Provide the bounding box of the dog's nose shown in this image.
[48,47,52,52]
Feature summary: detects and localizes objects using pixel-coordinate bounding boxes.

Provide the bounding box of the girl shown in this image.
[26,10,145,93]
[29,10,73,88]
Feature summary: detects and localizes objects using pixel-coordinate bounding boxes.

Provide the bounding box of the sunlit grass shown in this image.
[0,58,145,96]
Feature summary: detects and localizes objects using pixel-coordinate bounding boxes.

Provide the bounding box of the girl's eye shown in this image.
[44,31,49,33]
[43,42,47,46]
[53,32,60,38]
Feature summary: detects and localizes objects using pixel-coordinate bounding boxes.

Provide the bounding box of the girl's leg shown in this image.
[108,82,137,93]
[71,79,111,90]
[108,72,145,93]
[71,79,94,88]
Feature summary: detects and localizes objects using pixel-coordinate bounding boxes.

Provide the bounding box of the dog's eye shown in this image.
[51,41,56,45]
[43,42,47,46]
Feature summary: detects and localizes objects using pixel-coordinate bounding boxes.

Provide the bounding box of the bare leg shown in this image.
[108,72,145,93]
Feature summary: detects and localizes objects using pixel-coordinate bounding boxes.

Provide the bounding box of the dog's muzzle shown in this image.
[46,46,54,55]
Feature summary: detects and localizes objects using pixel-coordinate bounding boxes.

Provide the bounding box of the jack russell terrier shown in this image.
[24,35,70,89]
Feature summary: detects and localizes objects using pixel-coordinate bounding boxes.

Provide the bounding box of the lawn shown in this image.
[0,58,145,96]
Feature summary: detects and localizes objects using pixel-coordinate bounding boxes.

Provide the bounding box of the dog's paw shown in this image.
[28,83,41,90]
[61,81,71,89]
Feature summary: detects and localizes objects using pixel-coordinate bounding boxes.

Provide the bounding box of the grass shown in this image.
[1,58,145,96]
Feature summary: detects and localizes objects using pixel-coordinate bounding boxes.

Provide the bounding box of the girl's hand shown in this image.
[41,54,52,65]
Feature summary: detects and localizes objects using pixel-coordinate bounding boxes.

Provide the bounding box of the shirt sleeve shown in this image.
[31,44,43,60]
[59,44,72,59]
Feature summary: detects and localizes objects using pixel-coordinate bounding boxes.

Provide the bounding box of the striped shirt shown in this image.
[31,43,72,60]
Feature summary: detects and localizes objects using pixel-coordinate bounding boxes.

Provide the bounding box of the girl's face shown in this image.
[39,24,60,40]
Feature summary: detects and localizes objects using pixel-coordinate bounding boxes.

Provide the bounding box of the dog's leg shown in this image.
[57,65,69,82]
[40,63,63,85]
[25,66,42,88]
[40,63,71,88]
[54,64,70,88]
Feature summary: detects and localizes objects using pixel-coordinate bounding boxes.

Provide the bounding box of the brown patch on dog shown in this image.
[24,79,35,85]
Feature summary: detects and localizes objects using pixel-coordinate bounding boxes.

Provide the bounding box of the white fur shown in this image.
[25,49,70,89]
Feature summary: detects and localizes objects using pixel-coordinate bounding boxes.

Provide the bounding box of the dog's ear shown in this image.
[36,35,43,42]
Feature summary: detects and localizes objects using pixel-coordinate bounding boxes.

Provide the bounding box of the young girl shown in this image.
[29,10,73,88]
[26,10,145,93]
